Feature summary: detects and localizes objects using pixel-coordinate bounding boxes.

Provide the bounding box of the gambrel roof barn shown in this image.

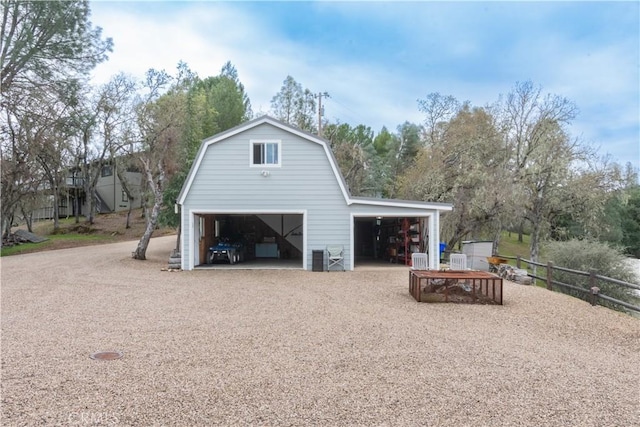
[177,116,452,271]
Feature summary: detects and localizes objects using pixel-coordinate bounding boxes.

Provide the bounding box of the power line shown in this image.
[325,96,371,129]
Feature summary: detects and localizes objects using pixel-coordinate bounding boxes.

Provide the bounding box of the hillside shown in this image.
[2,210,176,256]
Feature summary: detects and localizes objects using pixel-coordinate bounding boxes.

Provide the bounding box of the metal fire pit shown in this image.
[89,351,123,361]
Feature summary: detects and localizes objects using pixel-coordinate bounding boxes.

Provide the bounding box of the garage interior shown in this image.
[196,214,303,269]
[354,217,428,267]
[195,214,429,269]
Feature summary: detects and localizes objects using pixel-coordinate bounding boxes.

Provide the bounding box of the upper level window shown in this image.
[251,140,280,166]
[101,165,113,177]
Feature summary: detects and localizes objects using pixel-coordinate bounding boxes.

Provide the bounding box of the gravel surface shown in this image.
[1,236,639,426]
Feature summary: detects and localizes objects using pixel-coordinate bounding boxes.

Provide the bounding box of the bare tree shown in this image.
[131,69,187,260]
[11,80,78,232]
[114,156,137,229]
[78,73,138,224]
[270,75,317,133]
[500,81,580,261]
[0,100,43,237]
[417,92,460,146]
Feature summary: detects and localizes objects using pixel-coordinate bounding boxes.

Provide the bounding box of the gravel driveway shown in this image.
[1,236,639,426]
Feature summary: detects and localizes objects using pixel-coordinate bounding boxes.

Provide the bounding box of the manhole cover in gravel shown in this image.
[90,351,123,361]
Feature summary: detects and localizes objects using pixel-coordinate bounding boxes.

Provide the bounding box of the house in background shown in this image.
[32,157,143,220]
[90,160,143,214]
[177,115,453,271]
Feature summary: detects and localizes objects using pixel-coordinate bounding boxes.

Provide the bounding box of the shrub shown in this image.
[543,239,639,312]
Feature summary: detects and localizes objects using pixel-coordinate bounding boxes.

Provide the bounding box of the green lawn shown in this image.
[0,233,116,257]
[1,213,146,257]
[496,231,531,260]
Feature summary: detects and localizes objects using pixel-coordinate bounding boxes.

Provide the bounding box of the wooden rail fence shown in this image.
[495,255,640,314]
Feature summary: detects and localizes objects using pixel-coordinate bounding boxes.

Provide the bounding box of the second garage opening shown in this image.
[354,216,429,267]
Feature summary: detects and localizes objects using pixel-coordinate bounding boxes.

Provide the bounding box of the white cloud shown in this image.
[88,1,638,172]
[90,3,290,107]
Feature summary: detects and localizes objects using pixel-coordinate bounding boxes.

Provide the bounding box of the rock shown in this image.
[515,275,532,285]
[13,229,48,243]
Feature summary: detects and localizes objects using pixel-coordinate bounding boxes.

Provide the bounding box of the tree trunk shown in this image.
[518,221,524,243]
[132,168,163,260]
[529,218,543,277]
[25,211,33,233]
[52,184,60,231]
[116,163,135,229]
[2,213,13,239]
[492,230,501,256]
[87,187,95,225]
[132,196,161,260]
[74,187,80,224]
[126,201,132,229]
[20,206,33,233]
[140,193,147,218]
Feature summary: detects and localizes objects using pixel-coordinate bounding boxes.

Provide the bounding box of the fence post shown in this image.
[546,261,553,291]
[589,269,597,289]
[589,269,598,306]
[590,286,600,306]
[516,256,521,269]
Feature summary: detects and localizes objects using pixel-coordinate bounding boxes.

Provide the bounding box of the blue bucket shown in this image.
[439,242,446,256]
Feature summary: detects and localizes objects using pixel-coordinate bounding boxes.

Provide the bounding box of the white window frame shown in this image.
[250,139,281,167]
[101,165,113,177]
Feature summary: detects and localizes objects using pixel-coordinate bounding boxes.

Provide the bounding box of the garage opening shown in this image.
[354,216,428,267]
[195,214,303,269]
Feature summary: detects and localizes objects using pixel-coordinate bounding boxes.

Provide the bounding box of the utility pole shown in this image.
[316,91,329,137]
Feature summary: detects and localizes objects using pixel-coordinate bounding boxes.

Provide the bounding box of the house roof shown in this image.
[177,115,452,212]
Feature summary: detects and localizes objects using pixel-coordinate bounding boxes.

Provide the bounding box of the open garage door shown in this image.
[353,216,430,268]
[194,213,304,269]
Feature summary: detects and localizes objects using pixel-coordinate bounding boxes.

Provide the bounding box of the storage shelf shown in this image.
[387,218,423,266]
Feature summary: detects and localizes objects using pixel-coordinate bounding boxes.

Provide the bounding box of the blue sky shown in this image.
[89,1,639,173]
